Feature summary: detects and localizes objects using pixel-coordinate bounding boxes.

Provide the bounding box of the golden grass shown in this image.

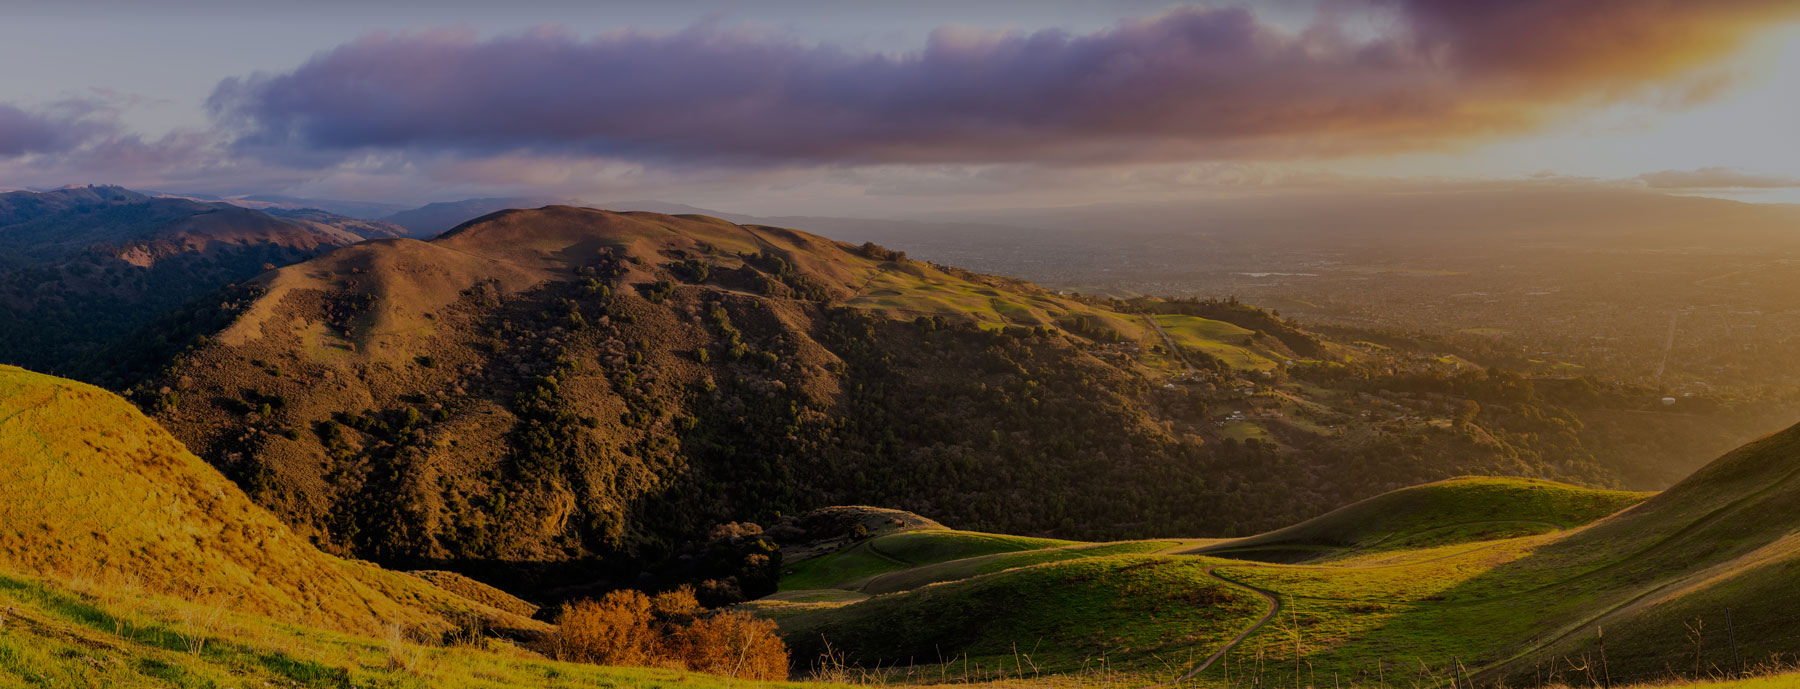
[0,365,541,639]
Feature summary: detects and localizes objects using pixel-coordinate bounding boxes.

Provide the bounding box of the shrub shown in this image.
[553,590,654,665]
[549,586,790,680]
[650,586,702,625]
[666,611,790,681]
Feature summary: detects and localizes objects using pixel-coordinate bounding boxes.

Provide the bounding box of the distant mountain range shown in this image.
[0,185,415,376]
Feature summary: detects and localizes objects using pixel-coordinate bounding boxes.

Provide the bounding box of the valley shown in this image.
[796,190,1800,395]
[1,195,1796,688]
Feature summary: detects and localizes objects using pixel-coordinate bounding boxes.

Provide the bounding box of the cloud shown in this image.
[204,1,1799,169]
[0,100,118,157]
[1638,167,1800,190]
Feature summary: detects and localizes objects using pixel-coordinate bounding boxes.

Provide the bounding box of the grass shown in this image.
[9,357,1800,689]
[776,555,1267,679]
[856,541,1184,595]
[1219,421,1273,443]
[1151,314,1278,371]
[779,531,1074,592]
[1197,476,1650,559]
[759,469,1800,689]
[843,263,1147,343]
[0,566,837,689]
[0,365,541,640]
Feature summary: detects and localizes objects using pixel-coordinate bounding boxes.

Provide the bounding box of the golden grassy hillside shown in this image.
[0,365,543,639]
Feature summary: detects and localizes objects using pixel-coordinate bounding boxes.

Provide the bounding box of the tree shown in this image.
[1455,400,1481,428]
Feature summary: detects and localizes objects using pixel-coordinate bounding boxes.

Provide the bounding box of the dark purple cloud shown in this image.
[204,1,1799,167]
[0,101,115,157]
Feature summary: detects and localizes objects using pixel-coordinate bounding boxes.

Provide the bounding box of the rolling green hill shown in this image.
[752,425,1800,688]
[1190,477,1650,562]
[778,529,1078,592]
[758,478,1648,683]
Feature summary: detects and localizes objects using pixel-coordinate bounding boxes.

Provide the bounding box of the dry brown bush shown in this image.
[650,585,702,624]
[553,589,653,665]
[548,586,790,680]
[666,610,790,681]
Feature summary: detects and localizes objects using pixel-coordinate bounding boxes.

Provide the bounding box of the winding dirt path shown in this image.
[1144,566,1282,688]
[1147,519,1571,687]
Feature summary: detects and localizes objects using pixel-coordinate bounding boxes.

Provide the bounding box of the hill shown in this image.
[0,186,405,380]
[219,192,410,219]
[1474,424,1800,684]
[754,423,1800,687]
[118,205,1782,603]
[1191,477,1650,562]
[263,207,411,239]
[0,365,540,639]
[0,564,814,689]
[755,480,1643,681]
[378,196,569,237]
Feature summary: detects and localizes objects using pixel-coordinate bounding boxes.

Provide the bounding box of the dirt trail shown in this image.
[1144,567,1282,688]
[1148,519,1569,687]
[1142,314,1195,374]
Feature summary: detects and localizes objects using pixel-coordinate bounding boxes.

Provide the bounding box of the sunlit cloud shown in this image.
[4,1,1797,208]
[206,1,1800,169]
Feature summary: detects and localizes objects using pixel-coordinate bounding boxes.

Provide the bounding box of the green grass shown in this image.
[1200,476,1650,558]
[1154,314,1255,341]
[1219,420,1273,442]
[841,263,1143,341]
[857,541,1183,595]
[1152,314,1278,371]
[1649,675,1800,689]
[756,474,1709,688]
[776,555,1266,678]
[780,531,1074,592]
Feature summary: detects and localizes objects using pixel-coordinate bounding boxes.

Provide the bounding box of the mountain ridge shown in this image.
[120,205,1787,605]
[0,186,417,377]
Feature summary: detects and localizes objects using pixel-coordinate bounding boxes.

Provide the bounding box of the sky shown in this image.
[1,0,1797,215]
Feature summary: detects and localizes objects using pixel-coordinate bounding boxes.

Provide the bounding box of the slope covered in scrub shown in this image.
[0,365,540,639]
